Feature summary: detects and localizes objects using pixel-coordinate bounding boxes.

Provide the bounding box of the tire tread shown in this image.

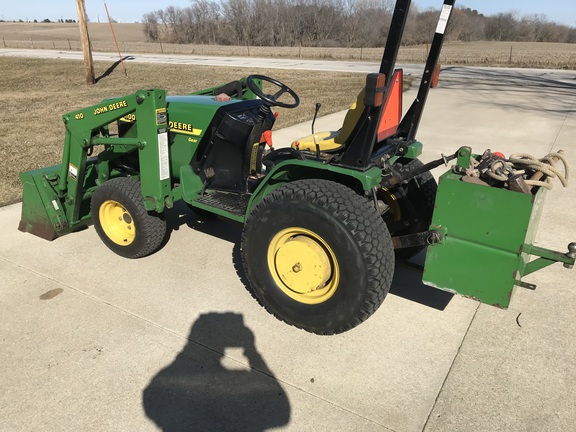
[91,177,166,259]
[241,179,394,334]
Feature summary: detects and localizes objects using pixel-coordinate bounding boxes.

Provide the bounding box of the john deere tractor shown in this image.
[18,0,575,334]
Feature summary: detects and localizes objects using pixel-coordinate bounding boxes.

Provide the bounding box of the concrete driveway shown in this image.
[1,66,575,431]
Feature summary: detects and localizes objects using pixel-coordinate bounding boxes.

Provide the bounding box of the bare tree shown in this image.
[521,14,551,42]
[404,7,438,45]
[142,12,160,41]
[455,8,485,41]
[190,0,221,44]
[485,12,520,41]
[141,0,576,47]
[221,0,252,44]
[340,0,393,47]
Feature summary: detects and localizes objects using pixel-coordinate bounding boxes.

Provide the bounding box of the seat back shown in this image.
[290,70,403,154]
[334,89,366,145]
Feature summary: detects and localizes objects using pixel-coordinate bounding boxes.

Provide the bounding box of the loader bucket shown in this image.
[423,168,573,308]
[18,164,69,241]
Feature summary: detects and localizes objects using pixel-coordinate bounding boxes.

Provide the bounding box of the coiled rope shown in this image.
[484,151,569,190]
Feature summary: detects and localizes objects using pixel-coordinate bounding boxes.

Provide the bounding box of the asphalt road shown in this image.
[1,48,575,87]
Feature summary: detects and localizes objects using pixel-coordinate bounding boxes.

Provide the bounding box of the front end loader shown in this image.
[19,0,574,334]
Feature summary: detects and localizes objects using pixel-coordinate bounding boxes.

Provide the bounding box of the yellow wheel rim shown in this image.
[99,200,136,246]
[267,228,339,304]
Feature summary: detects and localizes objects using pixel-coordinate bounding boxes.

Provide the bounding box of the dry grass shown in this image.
[1,22,572,206]
[1,22,576,69]
[0,56,369,207]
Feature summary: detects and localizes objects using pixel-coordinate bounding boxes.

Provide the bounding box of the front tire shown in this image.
[91,177,167,258]
[241,179,394,335]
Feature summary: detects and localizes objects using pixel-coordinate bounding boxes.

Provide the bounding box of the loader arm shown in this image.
[19,89,169,240]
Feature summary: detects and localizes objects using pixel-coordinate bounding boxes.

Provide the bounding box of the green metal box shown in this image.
[423,170,547,308]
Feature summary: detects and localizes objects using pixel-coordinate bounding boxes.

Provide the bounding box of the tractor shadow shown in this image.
[230,242,453,311]
[163,202,452,311]
[142,312,291,431]
[161,201,242,249]
[389,254,453,311]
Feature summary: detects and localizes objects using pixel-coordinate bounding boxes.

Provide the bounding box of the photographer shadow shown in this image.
[143,312,290,432]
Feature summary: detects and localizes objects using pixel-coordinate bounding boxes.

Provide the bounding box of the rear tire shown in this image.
[91,177,167,259]
[241,179,394,335]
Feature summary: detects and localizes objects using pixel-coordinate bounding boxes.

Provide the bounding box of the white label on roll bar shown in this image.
[436,4,452,35]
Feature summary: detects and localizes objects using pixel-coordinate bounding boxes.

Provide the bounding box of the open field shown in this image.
[0,21,573,206]
[1,22,575,69]
[0,56,369,207]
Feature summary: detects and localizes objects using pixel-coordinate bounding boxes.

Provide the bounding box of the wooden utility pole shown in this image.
[76,0,95,85]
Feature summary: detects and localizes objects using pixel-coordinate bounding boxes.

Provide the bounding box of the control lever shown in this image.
[312,103,321,159]
[311,102,321,135]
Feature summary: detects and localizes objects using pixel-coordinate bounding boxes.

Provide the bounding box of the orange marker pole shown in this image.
[104,2,127,76]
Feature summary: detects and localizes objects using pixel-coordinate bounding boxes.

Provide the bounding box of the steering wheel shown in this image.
[246,75,300,109]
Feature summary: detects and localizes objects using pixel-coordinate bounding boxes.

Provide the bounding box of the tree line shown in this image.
[1,18,77,23]
[142,0,576,47]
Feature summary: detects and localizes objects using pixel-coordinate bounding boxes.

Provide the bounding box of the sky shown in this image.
[0,0,575,28]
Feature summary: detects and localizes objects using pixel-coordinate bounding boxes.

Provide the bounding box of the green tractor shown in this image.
[18,0,574,334]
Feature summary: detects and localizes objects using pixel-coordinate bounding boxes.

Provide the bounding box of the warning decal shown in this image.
[435,4,452,35]
[69,163,78,181]
[158,132,170,181]
[156,108,168,126]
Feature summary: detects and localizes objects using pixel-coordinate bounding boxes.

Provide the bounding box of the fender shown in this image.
[246,159,383,217]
